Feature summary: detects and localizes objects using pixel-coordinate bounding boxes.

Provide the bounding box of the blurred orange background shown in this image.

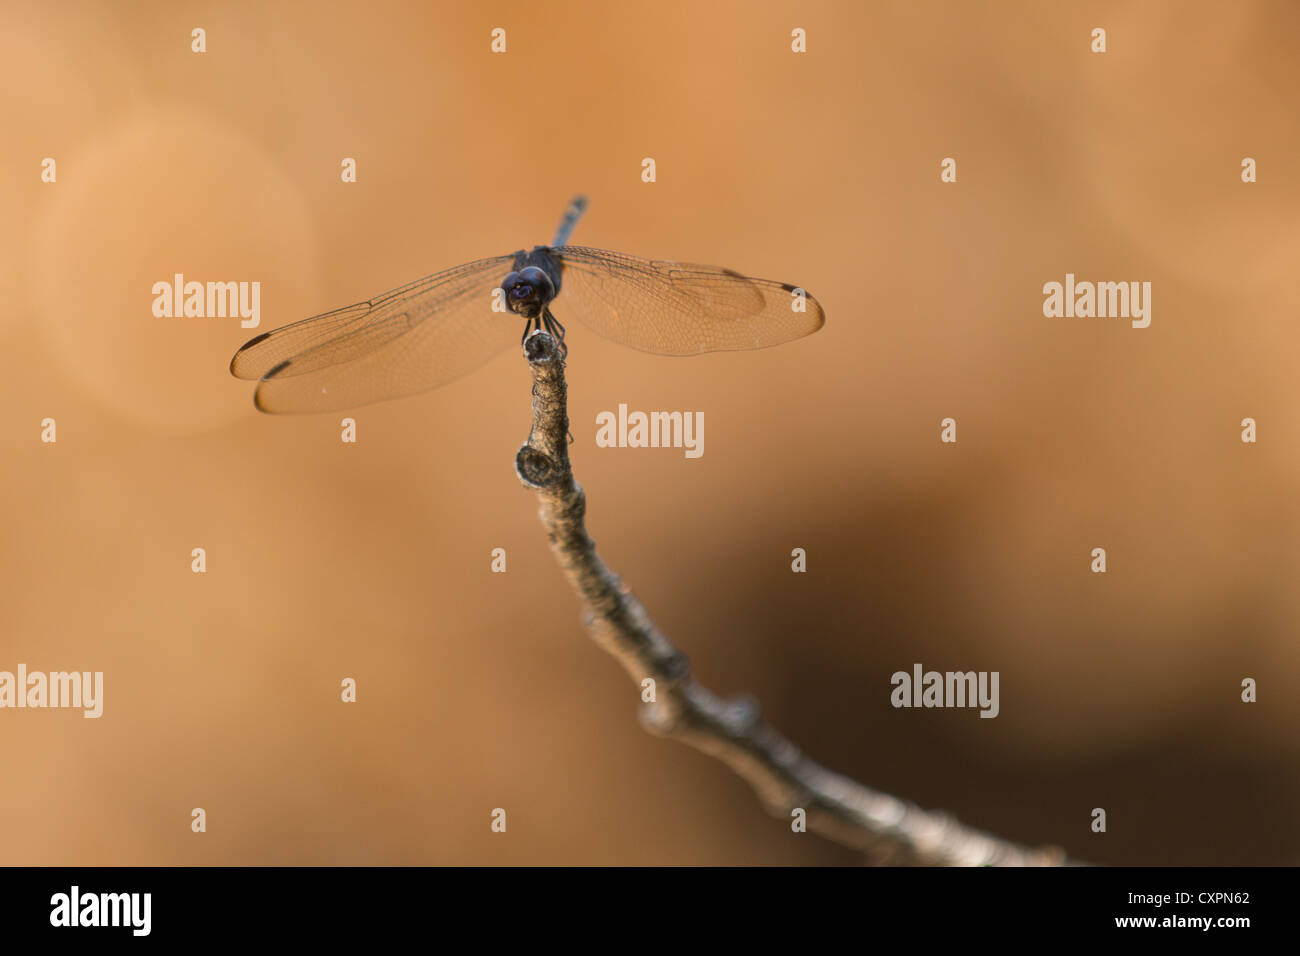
[2,0,1297,865]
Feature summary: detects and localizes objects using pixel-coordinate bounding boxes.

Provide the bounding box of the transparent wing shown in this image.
[230,254,515,413]
[554,246,825,355]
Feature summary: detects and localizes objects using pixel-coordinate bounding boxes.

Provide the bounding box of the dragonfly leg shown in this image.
[542,308,568,358]
[520,314,543,347]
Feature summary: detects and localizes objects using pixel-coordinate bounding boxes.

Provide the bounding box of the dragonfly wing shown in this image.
[554,246,825,356]
[230,254,515,413]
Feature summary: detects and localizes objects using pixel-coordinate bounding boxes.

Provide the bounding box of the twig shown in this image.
[514,330,1070,866]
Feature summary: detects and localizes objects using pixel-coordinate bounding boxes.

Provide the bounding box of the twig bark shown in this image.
[514,330,1070,866]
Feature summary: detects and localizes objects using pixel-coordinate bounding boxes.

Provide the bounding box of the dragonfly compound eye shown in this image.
[502,266,555,317]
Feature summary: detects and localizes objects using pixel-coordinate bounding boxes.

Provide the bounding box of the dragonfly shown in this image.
[230,196,825,413]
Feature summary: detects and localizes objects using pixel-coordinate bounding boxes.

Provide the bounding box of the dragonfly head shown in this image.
[501,265,556,319]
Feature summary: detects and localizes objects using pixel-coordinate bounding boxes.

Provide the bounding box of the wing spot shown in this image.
[264,359,292,380]
[239,331,272,351]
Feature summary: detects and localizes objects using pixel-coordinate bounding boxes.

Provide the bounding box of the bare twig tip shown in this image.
[524,329,560,363]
